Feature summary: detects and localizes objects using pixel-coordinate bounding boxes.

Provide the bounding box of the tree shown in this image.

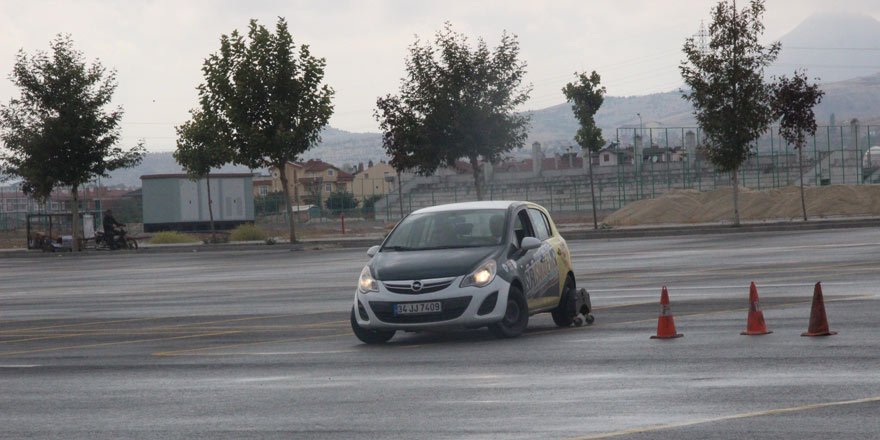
[199,18,334,243]
[680,0,780,225]
[0,35,144,250]
[174,109,233,240]
[374,95,421,217]
[563,71,606,230]
[773,71,824,221]
[375,23,530,201]
[361,194,383,218]
[325,191,358,216]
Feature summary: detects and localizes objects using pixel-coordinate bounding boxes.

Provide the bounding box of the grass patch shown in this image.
[149,231,201,245]
[229,223,268,242]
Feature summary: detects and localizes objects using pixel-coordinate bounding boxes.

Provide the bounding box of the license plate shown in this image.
[394,301,442,316]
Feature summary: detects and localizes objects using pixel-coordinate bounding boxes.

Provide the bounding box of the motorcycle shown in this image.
[95,225,138,250]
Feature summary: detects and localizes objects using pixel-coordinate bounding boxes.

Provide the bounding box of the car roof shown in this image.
[412,201,528,214]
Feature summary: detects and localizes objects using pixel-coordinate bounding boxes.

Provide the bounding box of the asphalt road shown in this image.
[1,228,878,439]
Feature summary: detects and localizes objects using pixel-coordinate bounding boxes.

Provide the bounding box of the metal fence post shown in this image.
[840,125,846,184]
[665,129,671,190]
[813,131,819,185]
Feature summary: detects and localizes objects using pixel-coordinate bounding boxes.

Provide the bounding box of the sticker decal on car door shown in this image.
[522,243,558,298]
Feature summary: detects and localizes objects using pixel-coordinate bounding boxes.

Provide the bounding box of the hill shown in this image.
[768,12,880,84]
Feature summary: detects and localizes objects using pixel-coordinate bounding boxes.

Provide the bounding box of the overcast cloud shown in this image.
[1,0,878,152]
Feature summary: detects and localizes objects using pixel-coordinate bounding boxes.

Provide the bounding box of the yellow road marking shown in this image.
[170,349,357,356]
[568,396,880,440]
[0,320,350,335]
[163,314,299,328]
[0,317,162,334]
[0,331,239,357]
[0,333,90,344]
[152,332,351,357]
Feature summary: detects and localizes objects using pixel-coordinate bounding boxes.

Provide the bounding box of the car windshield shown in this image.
[382,209,507,251]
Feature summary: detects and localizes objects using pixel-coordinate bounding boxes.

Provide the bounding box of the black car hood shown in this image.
[371,246,501,281]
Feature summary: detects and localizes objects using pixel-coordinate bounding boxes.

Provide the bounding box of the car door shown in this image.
[510,208,556,311]
[527,207,561,302]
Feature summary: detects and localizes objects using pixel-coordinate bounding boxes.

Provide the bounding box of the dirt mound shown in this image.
[604,184,880,226]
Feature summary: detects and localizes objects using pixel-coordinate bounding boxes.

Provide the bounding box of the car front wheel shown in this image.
[350,307,395,344]
[489,285,529,338]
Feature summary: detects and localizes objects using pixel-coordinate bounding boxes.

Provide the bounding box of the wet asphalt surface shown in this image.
[1,228,879,439]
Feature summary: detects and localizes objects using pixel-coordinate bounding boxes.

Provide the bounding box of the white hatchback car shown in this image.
[351,201,591,344]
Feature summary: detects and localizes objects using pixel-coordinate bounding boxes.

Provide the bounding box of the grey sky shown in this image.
[1,0,878,152]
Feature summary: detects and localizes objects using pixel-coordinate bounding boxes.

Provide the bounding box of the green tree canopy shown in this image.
[563,70,606,229]
[199,18,334,242]
[563,71,606,153]
[174,109,231,179]
[0,34,144,249]
[375,23,531,200]
[774,71,824,150]
[773,70,824,221]
[325,191,358,216]
[680,0,780,225]
[174,109,233,236]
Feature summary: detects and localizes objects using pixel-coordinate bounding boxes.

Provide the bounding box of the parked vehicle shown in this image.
[351,201,592,344]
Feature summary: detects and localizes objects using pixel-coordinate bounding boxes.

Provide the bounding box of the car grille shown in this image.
[383,278,455,294]
[369,297,472,324]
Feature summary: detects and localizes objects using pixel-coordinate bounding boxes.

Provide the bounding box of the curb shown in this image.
[2,218,878,257]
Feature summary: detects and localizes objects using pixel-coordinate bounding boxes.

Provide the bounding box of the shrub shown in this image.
[229,223,268,241]
[149,231,201,244]
[361,194,383,217]
[325,191,358,216]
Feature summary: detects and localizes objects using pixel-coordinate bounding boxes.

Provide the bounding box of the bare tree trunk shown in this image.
[732,170,741,226]
[798,143,807,221]
[469,156,483,201]
[588,156,598,230]
[71,185,80,251]
[278,164,297,243]
[205,173,216,242]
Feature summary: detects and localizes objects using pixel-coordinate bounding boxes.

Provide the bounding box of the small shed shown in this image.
[141,173,254,232]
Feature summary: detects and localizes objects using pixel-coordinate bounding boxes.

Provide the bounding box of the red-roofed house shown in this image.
[267,159,353,205]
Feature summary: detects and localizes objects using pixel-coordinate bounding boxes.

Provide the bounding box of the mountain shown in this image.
[301,127,382,167]
[769,12,880,84]
[100,153,258,188]
[522,72,880,153]
[100,127,383,187]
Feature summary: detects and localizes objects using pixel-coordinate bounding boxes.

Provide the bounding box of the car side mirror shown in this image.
[520,237,541,251]
[367,245,380,257]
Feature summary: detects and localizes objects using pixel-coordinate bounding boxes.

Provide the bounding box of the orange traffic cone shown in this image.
[741,282,772,335]
[801,282,837,337]
[651,286,683,339]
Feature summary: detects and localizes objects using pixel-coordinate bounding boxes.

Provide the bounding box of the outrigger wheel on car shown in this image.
[552,278,594,328]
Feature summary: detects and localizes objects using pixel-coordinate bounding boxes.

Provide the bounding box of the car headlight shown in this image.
[460,260,497,288]
[358,266,379,293]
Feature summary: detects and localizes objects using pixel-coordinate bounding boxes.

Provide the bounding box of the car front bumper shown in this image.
[353,276,512,331]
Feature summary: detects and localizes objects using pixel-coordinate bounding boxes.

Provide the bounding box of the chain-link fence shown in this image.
[372,124,879,221]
